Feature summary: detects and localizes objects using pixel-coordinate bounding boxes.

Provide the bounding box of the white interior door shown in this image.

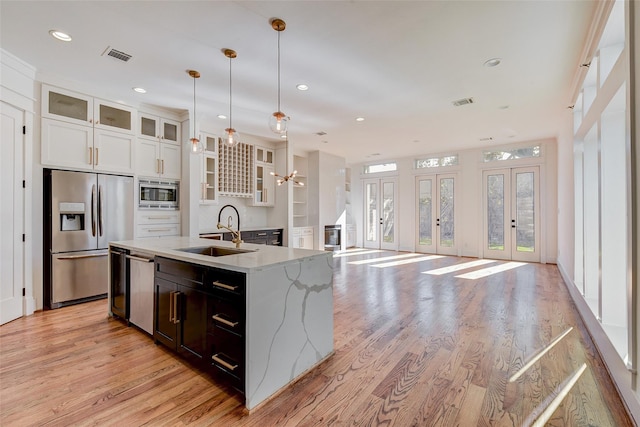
[363,178,397,250]
[415,174,457,255]
[1,101,25,324]
[483,167,540,262]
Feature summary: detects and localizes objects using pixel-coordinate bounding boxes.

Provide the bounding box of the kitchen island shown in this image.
[108,237,333,410]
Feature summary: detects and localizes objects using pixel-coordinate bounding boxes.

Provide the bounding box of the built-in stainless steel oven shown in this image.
[138,178,179,209]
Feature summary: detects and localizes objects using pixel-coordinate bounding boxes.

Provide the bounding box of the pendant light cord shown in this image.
[277,29,281,112]
[193,75,196,137]
[229,55,233,129]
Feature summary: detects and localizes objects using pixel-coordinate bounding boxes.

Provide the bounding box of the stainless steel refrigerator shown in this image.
[44,169,133,308]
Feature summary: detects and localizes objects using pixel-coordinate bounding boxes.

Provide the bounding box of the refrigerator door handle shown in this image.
[58,253,108,260]
[98,185,104,236]
[91,184,97,237]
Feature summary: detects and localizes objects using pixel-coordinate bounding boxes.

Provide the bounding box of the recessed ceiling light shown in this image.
[296,84,309,91]
[355,117,365,122]
[133,87,146,94]
[484,58,501,67]
[49,30,72,42]
[217,114,227,119]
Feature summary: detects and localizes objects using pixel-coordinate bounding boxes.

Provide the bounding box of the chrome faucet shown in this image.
[217,204,243,248]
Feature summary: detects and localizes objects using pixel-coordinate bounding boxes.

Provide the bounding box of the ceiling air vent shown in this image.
[452,97,474,107]
[102,46,132,62]
[479,137,493,142]
[315,131,327,136]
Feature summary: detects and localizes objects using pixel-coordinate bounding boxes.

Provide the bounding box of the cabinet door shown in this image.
[136,140,161,177]
[253,165,275,206]
[160,143,181,179]
[154,277,177,349]
[178,285,208,361]
[201,153,217,204]
[139,113,160,141]
[42,85,93,126]
[160,119,180,144]
[41,118,94,171]
[94,129,135,174]
[94,99,135,134]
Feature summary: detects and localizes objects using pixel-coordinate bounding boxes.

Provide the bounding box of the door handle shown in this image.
[125,254,154,263]
[436,218,440,227]
[161,159,164,175]
[58,253,108,260]
[91,184,96,237]
[88,147,93,165]
[168,291,174,323]
[173,291,180,324]
[212,314,239,328]
[95,148,99,165]
[98,185,104,236]
[511,219,516,228]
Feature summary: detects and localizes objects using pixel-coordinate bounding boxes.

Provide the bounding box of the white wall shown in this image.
[308,151,346,250]
[350,138,558,261]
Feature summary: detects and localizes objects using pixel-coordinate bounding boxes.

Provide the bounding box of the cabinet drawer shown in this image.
[138,211,180,224]
[156,257,205,285]
[208,295,244,336]
[136,224,180,238]
[209,328,244,380]
[206,268,245,298]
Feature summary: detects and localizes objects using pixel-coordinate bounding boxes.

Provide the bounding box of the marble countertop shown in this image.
[110,236,330,273]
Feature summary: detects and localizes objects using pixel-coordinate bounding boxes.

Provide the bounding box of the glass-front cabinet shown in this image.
[200,133,218,204]
[41,85,136,174]
[251,145,275,207]
[139,113,180,144]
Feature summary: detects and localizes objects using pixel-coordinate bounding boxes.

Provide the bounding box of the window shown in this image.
[482,145,541,162]
[363,162,397,174]
[415,155,458,169]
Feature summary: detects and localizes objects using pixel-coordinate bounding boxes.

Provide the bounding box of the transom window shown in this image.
[483,145,541,162]
[415,155,458,169]
[363,162,397,174]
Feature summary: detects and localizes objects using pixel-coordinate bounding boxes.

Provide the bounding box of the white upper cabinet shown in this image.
[251,145,275,207]
[42,85,136,134]
[255,146,274,164]
[138,113,180,145]
[41,85,136,174]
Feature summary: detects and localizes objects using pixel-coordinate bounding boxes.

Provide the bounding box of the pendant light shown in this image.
[270,132,303,186]
[223,48,239,147]
[188,70,205,154]
[268,18,289,135]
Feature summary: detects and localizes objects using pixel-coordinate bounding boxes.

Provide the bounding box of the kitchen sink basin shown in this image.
[176,246,255,257]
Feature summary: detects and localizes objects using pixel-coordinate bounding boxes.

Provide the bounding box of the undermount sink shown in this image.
[176,246,255,257]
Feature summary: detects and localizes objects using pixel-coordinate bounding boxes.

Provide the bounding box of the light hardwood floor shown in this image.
[0,251,634,426]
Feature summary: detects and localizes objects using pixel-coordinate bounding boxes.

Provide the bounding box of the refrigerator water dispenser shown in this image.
[59,202,85,231]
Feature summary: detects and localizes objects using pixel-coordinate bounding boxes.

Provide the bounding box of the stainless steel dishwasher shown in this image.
[127,252,155,335]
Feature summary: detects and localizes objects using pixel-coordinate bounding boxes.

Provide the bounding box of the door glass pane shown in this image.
[418,179,432,245]
[365,183,377,242]
[163,122,178,141]
[382,182,394,243]
[439,178,454,247]
[515,172,535,252]
[99,105,132,131]
[487,174,505,250]
[141,117,156,137]
[49,91,88,121]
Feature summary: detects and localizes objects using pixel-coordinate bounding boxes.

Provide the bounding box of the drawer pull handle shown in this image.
[212,354,238,371]
[212,281,238,291]
[212,314,239,328]
[256,232,267,236]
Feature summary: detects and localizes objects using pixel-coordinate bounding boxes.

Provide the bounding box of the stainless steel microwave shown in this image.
[138,178,179,209]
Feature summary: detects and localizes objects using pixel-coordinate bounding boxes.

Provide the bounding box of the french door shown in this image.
[363,178,397,250]
[415,174,457,255]
[483,167,540,262]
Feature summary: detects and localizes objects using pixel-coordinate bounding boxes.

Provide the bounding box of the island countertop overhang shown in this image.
[109,236,331,273]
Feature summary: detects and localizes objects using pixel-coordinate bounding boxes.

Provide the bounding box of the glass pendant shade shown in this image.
[269,111,289,134]
[189,136,204,154]
[225,127,239,147]
[187,69,204,154]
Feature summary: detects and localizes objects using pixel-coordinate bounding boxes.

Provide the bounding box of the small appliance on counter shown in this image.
[44,169,134,309]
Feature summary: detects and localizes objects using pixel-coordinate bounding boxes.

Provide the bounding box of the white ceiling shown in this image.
[0,1,597,165]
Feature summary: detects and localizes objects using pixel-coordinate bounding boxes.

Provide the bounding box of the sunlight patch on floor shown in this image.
[371,255,444,268]
[348,253,423,265]
[455,261,527,279]
[334,250,383,258]
[422,259,497,275]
